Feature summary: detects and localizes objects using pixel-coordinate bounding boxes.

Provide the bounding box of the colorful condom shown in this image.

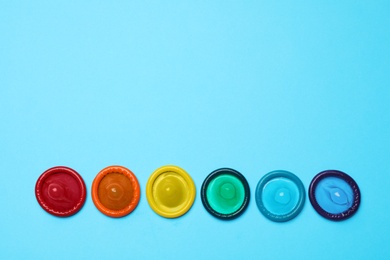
[35,166,86,217]
[146,165,196,218]
[256,170,305,222]
[309,170,360,221]
[92,166,140,218]
[201,168,250,220]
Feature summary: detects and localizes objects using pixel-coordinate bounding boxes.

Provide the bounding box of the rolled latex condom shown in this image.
[201,168,250,220]
[255,170,305,222]
[35,166,87,217]
[146,165,196,218]
[92,166,140,218]
[309,170,360,221]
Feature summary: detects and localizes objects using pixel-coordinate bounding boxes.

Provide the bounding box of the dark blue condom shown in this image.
[309,170,361,221]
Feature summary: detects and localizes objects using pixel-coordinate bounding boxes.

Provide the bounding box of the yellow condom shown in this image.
[146,165,196,218]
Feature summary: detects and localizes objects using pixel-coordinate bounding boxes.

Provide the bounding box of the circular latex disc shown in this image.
[92,166,140,218]
[35,166,87,217]
[201,168,250,220]
[146,165,196,218]
[256,170,305,222]
[309,170,361,221]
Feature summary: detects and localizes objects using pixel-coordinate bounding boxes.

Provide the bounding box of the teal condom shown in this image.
[201,168,250,220]
[256,170,305,222]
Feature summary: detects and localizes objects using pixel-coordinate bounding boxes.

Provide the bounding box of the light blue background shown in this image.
[1,1,389,259]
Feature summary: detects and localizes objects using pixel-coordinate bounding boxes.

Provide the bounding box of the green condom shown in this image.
[201,168,250,220]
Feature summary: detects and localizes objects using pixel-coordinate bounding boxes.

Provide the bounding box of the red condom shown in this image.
[35,166,87,217]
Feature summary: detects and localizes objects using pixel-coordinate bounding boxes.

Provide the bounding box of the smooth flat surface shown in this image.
[1,1,389,259]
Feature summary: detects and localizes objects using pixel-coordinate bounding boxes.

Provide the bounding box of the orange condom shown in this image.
[92,166,140,218]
